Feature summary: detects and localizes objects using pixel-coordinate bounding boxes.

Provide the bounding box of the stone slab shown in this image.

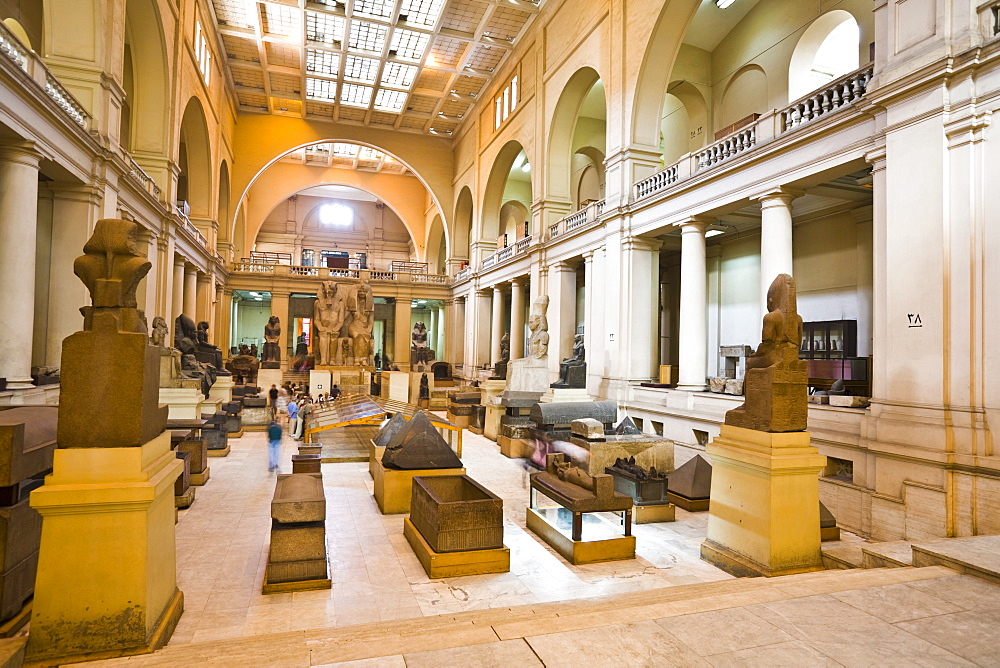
[633,503,676,524]
[911,535,1000,585]
[271,474,326,524]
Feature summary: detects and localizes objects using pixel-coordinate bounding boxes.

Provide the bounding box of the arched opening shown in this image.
[121,0,170,157]
[660,80,709,165]
[547,67,606,205]
[788,11,861,102]
[2,18,33,50]
[425,215,446,274]
[481,141,531,246]
[498,200,529,247]
[452,185,473,269]
[720,65,767,129]
[177,97,212,218]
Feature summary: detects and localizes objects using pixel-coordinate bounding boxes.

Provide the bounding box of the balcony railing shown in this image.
[0,22,91,131]
[548,199,605,240]
[454,268,471,282]
[633,63,875,203]
[122,149,162,199]
[479,234,533,272]
[229,263,451,285]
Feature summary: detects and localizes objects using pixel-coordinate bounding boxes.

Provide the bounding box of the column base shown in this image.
[675,384,708,392]
[4,379,34,390]
[701,424,826,578]
[26,432,184,663]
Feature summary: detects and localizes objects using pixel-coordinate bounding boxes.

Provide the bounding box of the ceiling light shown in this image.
[521,163,530,173]
[716,0,737,7]
[320,203,353,226]
[254,297,263,301]
[705,229,725,238]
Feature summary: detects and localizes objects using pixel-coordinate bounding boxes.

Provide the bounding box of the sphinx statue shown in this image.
[724,274,808,432]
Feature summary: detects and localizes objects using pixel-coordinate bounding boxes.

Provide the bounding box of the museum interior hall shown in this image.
[0,0,998,665]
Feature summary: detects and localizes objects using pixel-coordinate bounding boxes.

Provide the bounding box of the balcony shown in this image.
[548,199,605,240]
[633,63,874,202]
[480,234,534,271]
[229,263,451,286]
[0,22,90,132]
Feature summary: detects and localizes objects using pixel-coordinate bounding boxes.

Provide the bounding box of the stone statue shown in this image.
[527,296,550,359]
[551,333,586,389]
[374,352,381,370]
[249,343,258,359]
[60,219,168,448]
[313,281,346,365]
[196,321,209,344]
[313,280,374,367]
[492,333,510,380]
[725,274,808,432]
[262,316,281,368]
[349,281,375,366]
[410,321,434,371]
[419,373,430,401]
[150,316,168,347]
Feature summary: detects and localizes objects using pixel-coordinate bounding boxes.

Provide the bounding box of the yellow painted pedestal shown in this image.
[403,518,509,578]
[372,460,466,514]
[498,435,530,458]
[26,432,184,665]
[526,508,635,565]
[634,503,676,524]
[700,425,826,578]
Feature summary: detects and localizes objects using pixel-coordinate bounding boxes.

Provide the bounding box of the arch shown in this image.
[425,215,446,273]
[177,96,212,217]
[3,19,32,50]
[661,80,709,164]
[229,115,454,259]
[481,140,531,244]
[498,200,529,245]
[217,161,231,251]
[719,65,767,129]
[122,0,170,156]
[788,10,861,102]
[547,67,604,201]
[629,0,703,149]
[452,185,473,264]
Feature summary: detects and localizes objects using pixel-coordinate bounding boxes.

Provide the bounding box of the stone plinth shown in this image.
[241,406,272,431]
[265,474,329,593]
[175,436,209,486]
[403,518,509,578]
[506,357,549,394]
[481,379,506,442]
[27,432,184,663]
[372,458,464,515]
[701,424,826,577]
[726,366,807,433]
[208,375,234,404]
[158,387,205,421]
[257,368,283,395]
[383,371,409,403]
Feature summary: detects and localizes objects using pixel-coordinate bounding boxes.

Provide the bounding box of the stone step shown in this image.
[861,540,914,568]
[821,543,864,569]
[910,535,1000,585]
[79,566,958,667]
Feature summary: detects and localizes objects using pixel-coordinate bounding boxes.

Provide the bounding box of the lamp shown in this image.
[717,0,737,7]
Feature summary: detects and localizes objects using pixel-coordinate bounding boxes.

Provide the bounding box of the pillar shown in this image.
[428,307,438,357]
[473,289,492,369]
[510,278,526,360]
[196,274,212,329]
[677,220,709,391]
[436,304,445,359]
[393,297,411,364]
[217,287,233,355]
[171,258,185,324]
[443,299,456,365]
[490,285,504,365]
[0,143,41,388]
[582,251,594,345]
[183,265,197,318]
[548,262,577,378]
[45,183,99,367]
[756,189,798,316]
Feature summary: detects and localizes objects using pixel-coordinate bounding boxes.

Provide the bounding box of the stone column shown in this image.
[582,251,595,345]
[490,285,505,365]
[436,304,445,359]
[756,189,799,316]
[196,273,211,327]
[393,297,411,365]
[509,278,526,360]
[618,237,662,383]
[473,288,492,369]
[0,143,41,387]
[183,265,197,318]
[549,262,578,376]
[216,287,232,355]
[677,220,709,391]
[428,307,438,358]
[443,299,456,365]
[171,258,185,324]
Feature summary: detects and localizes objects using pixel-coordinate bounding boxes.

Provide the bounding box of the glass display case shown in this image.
[800,320,857,359]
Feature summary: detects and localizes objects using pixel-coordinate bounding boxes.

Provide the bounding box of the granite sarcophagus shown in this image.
[409,475,503,553]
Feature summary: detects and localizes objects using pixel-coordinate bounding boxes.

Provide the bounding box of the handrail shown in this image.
[780,63,873,133]
[547,199,605,240]
[228,263,451,285]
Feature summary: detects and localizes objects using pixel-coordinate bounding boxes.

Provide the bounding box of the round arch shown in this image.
[547,66,604,201]
[788,10,861,102]
[178,96,212,217]
[217,160,231,250]
[425,215,446,273]
[480,140,531,244]
[122,0,170,156]
[719,64,767,129]
[3,19,32,49]
[452,185,473,264]
[661,80,708,164]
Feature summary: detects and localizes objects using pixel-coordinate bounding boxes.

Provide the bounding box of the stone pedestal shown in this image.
[539,387,590,404]
[208,375,233,404]
[481,379,506,442]
[506,357,549,393]
[309,370,332,396]
[700,424,826,577]
[372,459,465,515]
[257,368,283,394]
[158,387,204,420]
[26,432,184,663]
[383,371,409,403]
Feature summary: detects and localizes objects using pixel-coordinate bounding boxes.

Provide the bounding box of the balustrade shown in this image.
[781,64,873,133]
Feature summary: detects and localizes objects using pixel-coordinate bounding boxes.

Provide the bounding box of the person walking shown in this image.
[268,384,279,420]
[267,420,282,472]
[287,397,299,437]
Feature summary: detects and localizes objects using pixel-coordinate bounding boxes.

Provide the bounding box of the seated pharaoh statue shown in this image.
[550,333,586,389]
[724,273,808,433]
[174,314,217,395]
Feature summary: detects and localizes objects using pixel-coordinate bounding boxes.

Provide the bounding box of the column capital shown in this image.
[864,146,887,173]
[0,141,42,167]
[510,276,527,287]
[752,187,804,205]
[476,288,492,297]
[551,260,576,272]
[582,250,596,262]
[622,235,662,253]
[679,217,712,234]
[174,256,187,268]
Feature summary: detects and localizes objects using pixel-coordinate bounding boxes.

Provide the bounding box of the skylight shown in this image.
[374,88,407,112]
[349,21,388,54]
[305,12,344,45]
[343,55,380,84]
[390,29,430,61]
[381,62,417,88]
[400,0,446,28]
[306,49,339,75]
[306,77,338,101]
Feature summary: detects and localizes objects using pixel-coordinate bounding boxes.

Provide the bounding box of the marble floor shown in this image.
[168,425,732,646]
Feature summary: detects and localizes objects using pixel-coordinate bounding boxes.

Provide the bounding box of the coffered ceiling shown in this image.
[210,0,543,136]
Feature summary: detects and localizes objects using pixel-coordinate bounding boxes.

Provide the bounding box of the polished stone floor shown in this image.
[168,425,731,645]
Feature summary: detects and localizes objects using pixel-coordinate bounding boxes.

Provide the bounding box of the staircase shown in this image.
[281,370,310,387]
[823,534,1000,585]
[78,564,998,666]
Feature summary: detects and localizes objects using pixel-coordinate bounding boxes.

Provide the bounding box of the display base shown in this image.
[189,468,210,486]
[525,507,635,565]
[667,492,709,512]
[0,600,30,638]
[446,413,470,428]
[539,387,590,404]
[634,503,675,524]
[403,518,509,578]
[262,552,331,595]
[227,429,244,439]
[498,435,529,458]
[821,526,841,542]
[468,425,484,435]
[175,487,196,509]
[207,444,231,457]
[372,459,465,514]
[26,433,185,663]
[701,424,826,578]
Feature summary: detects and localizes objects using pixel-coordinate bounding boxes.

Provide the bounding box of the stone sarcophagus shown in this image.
[265,474,330,592]
[409,476,503,553]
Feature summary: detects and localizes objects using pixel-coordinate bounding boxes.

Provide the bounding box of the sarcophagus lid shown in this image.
[529,401,617,429]
[382,412,462,470]
[667,454,712,501]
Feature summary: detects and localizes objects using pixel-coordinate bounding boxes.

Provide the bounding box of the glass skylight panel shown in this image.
[381,62,417,89]
[348,21,388,54]
[306,12,345,45]
[306,49,340,75]
[400,0,445,28]
[261,3,300,37]
[358,147,381,159]
[374,88,407,113]
[390,29,430,61]
[343,55,380,84]
[333,143,360,156]
[353,0,393,20]
[306,77,338,101]
[340,83,373,108]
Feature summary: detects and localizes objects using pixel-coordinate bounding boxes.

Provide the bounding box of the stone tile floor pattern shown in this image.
[168,424,733,646]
